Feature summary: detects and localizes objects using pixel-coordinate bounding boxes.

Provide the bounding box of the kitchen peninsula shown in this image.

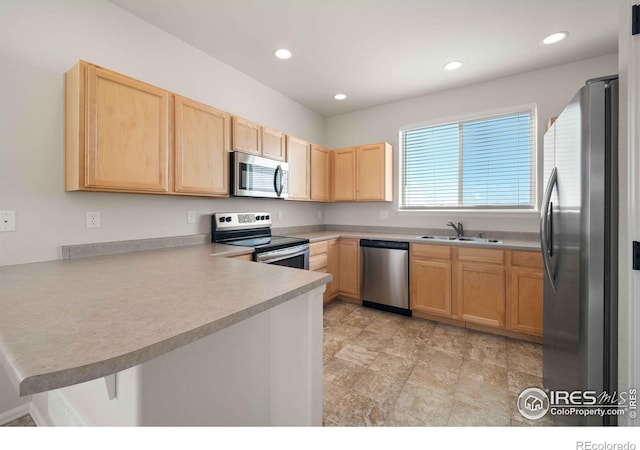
[0,244,330,426]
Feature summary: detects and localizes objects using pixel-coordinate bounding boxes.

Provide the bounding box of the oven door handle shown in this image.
[255,244,309,263]
[274,165,284,197]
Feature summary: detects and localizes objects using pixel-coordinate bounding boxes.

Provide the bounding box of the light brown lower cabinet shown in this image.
[309,239,340,303]
[507,251,543,336]
[410,244,452,317]
[326,239,340,299]
[409,244,542,339]
[338,238,360,300]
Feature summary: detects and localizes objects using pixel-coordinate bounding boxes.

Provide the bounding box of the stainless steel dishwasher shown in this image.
[360,239,411,316]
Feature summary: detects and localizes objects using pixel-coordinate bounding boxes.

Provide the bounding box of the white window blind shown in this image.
[400,108,536,210]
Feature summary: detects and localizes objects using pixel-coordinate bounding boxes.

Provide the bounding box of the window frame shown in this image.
[398,104,538,213]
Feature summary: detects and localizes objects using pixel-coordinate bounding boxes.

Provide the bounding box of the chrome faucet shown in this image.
[447,221,464,238]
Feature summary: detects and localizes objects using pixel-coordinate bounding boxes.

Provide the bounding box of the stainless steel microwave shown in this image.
[232,152,289,199]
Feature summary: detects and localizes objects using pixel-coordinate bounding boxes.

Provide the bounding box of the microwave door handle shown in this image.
[274,165,284,197]
[540,167,557,292]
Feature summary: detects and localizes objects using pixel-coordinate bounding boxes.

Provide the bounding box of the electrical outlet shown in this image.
[379,211,389,220]
[0,210,16,232]
[187,211,196,224]
[86,211,101,229]
[277,210,283,221]
[317,210,322,219]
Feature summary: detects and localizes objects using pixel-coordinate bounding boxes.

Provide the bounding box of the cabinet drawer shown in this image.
[457,247,505,264]
[309,240,328,256]
[411,244,451,261]
[511,250,543,269]
[310,253,328,271]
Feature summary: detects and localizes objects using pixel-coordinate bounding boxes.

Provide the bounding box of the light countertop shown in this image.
[289,230,541,251]
[0,244,330,396]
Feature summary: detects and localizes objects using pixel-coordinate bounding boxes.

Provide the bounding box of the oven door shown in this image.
[233,152,289,199]
[254,244,309,270]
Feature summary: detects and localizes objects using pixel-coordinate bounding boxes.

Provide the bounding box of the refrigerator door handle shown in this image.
[540,167,557,291]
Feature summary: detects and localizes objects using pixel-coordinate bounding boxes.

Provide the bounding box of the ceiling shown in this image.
[108,0,618,117]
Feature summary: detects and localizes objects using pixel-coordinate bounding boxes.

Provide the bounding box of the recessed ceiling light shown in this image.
[334,93,347,100]
[542,32,568,45]
[444,61,463,71]
[274,48,292,60]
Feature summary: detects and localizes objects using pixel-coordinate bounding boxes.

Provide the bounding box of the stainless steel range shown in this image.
[211,212,310,269]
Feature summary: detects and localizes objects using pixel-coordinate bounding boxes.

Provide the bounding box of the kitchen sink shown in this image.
[418,235,503,244]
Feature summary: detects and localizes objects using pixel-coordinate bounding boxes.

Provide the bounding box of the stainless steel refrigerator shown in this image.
[541,76,618,426]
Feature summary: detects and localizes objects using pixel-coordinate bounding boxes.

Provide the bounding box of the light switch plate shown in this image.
[0,210,16,231]
[379,211,389,220]
[187,211,196,224]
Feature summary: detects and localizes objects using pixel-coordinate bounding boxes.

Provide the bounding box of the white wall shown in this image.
[0,0,326,268]
[0,0,328,416]
[324,54,618,233]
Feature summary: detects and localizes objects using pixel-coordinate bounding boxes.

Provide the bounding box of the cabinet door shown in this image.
[411,259,452,317]
[338,239,360,298]
[286,135,310,200]
[310,144,330,201]
[410,245,452,317]
[508,267,543,335]
[86,65,170,192]
[357,143,392,201]
[232,116,261,155]
[326,239,340,299]
[455,262,506,328]
[261,126,286,161]
[174,96,229,196]
[333,148,356,201]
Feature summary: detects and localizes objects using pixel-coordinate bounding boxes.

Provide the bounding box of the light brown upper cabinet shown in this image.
[310,144,331,202]
[333,147,357,201]
[357,143,393,201]
[286,135,311,200]
[174,96,229,197]
[231,116,261,156]
[231,117,286,161]
[261,126,286,161]
[333,142,392,202]
[65,61,231,197]
[65,61,170,193]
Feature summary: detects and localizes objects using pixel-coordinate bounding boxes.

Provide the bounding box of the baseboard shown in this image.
[0,403,30,425]
[29,401,49,427]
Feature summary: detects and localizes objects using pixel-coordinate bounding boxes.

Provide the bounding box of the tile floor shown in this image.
[323,300,553,426]
[3,415,35,427]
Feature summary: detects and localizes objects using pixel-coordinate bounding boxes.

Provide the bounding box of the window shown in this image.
[400,107,536,210]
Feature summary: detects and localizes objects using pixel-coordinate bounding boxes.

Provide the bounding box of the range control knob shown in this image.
[265,215,270,220]
[218,217,225,223]
[225,217,232,223]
